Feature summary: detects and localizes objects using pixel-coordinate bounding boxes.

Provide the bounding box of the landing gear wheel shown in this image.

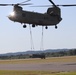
[45,26,48,29]
[32,24,35,28]
[55,25,57,29]
[23,25,26,28]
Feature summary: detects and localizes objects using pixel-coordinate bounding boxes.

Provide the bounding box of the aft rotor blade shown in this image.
[30,5,51,7]
[31,4,76,7]
[57,4,76,7]
[49,0,57,7]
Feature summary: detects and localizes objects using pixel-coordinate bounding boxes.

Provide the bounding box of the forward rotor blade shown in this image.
[0,4,14,6]
[19,3,32,6]
[0,0,31,6]
[0,3,32,6]
[19,0,31,4]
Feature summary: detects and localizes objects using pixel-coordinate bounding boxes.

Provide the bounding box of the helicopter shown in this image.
[0,0,76,29]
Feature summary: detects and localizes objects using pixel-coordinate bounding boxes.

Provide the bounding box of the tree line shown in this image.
[0,49,76,59]
[45,49,76,57]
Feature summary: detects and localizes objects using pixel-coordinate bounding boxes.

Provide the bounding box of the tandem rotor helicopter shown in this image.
[0,0,76,29]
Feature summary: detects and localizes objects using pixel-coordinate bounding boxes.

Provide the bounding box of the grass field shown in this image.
[0,56,76,75]
[0,70,76,75]
[0,56,76,64]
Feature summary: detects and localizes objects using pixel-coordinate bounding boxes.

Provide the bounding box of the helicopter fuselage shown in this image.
[8,5,62,28]
[1,0,75,29]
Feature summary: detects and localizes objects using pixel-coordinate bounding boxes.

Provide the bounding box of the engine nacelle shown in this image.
[47,7,61,16]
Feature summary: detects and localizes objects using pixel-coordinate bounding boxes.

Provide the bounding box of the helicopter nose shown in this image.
[8,15,14,21]
[8,11,16,21]
[8,15,11,20]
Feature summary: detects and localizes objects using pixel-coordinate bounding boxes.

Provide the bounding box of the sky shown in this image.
[0,0,76,54]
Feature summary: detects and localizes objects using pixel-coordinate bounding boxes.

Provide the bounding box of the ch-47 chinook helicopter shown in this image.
[0,0,76,29]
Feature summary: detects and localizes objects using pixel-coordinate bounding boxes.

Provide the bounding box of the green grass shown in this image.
[0,70,76,75]
[57,72,76,75]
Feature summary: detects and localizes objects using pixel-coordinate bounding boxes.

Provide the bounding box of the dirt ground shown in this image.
[0,59,76,71]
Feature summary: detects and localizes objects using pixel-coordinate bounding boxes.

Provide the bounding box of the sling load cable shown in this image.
[29,25,34,50]
[40,26,44,50]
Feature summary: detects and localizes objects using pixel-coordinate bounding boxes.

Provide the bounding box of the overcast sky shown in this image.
[0,0,76,54]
